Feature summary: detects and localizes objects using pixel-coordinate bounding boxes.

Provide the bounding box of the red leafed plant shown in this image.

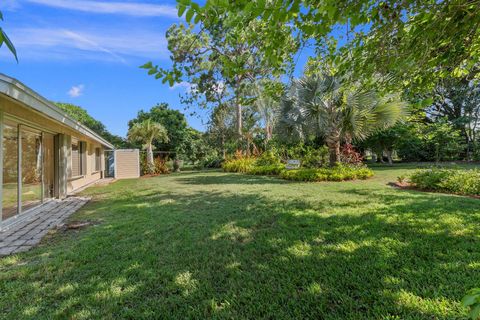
[340,144,363,165]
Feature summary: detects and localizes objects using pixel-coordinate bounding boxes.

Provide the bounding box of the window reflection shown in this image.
[2,123,18,220]
[21,128,42,212]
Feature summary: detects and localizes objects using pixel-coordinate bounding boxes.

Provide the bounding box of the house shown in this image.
[0,74,139,229]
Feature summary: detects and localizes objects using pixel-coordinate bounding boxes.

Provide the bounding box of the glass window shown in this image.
[21,127,42,212]
[71,138,81,176]
[95,147,101,171]
[2,122,18,220]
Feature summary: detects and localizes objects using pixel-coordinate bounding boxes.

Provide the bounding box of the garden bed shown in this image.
[222,157,374,182]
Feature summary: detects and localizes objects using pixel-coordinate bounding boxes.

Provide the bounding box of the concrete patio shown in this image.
[0,196,90,257]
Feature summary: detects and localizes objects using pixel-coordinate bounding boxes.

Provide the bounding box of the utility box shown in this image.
[114,149,140,179]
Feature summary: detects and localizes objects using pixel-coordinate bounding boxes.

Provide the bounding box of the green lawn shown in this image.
[1,165,480,319]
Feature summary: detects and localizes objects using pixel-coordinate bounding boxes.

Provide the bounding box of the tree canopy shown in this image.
[178,0,480,91]
[56,103,127,148]
[128,103,189,152]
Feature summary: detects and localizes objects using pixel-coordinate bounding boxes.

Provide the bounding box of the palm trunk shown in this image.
[326,133,340,167]
[147,143,154,173]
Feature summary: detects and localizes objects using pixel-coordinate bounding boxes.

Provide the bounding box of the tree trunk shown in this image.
[379,153,385,163]
[386,150,393,165]
[326,135,340,167]
[221,134,226,159]
[265,124,272,143]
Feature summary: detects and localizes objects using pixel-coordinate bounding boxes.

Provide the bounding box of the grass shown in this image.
[1,164,480,319]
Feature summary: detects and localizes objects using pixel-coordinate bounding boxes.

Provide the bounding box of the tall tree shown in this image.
[206,103,236,159]
[278,73,407,166]
[426,78,480,157]
[142,16,296,149]
[127,119,169,172]
[0,10,17,61]
[128,103,188,153]
[250,81,283,146]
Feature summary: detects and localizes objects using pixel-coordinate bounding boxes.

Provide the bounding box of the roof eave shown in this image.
[0,73,115,149]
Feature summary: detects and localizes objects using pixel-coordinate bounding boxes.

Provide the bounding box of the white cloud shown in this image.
[0,0,20,11]
[26,0,178,18]
[8,27,168,63]
[170,81,192,91]
[68,84,84,97]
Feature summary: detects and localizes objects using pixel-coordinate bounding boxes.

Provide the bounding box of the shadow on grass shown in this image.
[176,172,290,185]
[1,173,479,319]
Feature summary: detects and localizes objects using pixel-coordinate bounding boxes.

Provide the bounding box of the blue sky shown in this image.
[0,0,316,137]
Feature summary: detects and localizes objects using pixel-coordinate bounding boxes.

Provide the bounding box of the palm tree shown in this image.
[252,85,279,145]
[127,119,169,173]
[278,73,407,166]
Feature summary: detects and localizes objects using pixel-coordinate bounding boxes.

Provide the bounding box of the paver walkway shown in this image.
[0,196,90,257]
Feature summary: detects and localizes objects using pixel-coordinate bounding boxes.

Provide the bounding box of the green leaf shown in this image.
[140,61,153,69]
[0,28,17,62]
[0,11,3,21]
[186,8,195,23]
[178,4,187,17]
[194,12,202,24]
[468,304,480,320]
[148,68,157,75]
[462,294,478,307]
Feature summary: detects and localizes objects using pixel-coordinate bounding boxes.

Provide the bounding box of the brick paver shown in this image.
[0,197,90,257]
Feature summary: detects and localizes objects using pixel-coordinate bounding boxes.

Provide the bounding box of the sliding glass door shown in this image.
[2,121,19,220]
[20,127,42,212]
[1,119,58,224]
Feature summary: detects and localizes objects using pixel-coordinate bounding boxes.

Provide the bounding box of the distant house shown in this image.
[0,74,138,229]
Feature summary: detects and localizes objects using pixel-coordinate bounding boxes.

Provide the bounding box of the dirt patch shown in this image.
[57,220,101,232]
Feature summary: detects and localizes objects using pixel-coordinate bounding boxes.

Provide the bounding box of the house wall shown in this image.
[0,94,107,197]
[68,143,104,193]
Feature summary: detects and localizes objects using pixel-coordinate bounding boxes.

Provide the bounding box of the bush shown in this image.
[340,144,363,165]
[203,158,224,168]
[223,158,256,173]
[302,146,329,168]
[280,164,374,182]
[249,164,285,176]
[256,150,281,166]
[154,158,170,174]
[140,156,170,175]
[409,167,480,196]
[223,153,374,182]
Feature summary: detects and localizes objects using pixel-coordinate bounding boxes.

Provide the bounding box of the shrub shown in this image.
[340,144,363,165]
[223,158,256,173]
[280,164,374,182]
[140,156,170,175]
[203,158,224,168]
[409,167,480,196]
[256,150,281,166]
[302,146,329,168]
[249,164,285,176]
[154,158,170,174]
